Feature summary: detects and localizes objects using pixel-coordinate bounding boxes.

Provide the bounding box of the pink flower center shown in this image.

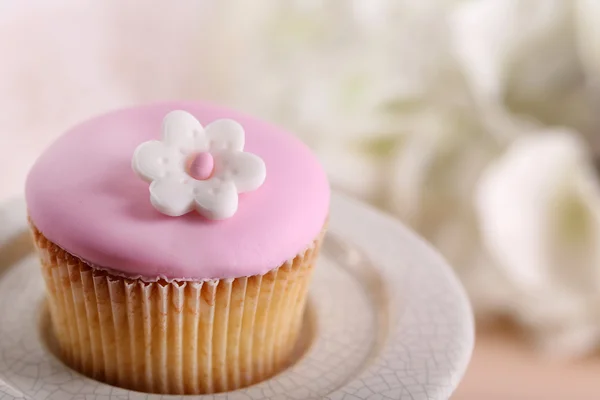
[186,152,214,180]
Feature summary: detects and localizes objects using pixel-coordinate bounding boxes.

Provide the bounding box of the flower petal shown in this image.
[213,151,266,193]
[132,140,172,182]
[205,119,245,152]
[149,178,195,216]
[162,110,208,152]
[193,179,239,220]
[475,131,593,290]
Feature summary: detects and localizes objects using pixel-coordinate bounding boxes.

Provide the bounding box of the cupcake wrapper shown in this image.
[31,224,323,394]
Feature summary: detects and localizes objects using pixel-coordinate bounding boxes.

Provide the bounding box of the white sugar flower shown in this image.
[132,110,266,219]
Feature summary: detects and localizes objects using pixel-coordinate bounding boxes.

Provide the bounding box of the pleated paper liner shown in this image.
[30,223,324,395]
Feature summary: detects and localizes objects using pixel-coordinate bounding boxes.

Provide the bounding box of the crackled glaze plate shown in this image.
[0,192,473,400]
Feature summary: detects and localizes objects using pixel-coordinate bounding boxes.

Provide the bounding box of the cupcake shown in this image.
[25,102,329,394]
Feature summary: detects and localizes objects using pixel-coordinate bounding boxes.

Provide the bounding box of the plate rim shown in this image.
[328,191,474,399]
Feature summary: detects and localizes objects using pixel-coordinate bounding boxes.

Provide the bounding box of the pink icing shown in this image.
[26,101,330,280]
[187,152,214,181]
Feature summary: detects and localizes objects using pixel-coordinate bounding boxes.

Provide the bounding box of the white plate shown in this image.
[0,192,473,400]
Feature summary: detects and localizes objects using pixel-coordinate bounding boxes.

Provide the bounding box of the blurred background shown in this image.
[1,0,600,398]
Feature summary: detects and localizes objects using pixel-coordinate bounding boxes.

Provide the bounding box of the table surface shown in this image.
[452,322,600,399]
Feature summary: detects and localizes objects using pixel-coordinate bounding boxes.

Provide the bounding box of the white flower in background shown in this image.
[132,110,266,219]
[224,1,600,355]
[449,0,597,139]
[450,0,571,99]
[476,131,600,356]
[574,0,600,154]
[575,0,600,82]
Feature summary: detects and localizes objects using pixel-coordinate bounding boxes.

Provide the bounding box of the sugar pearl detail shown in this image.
[187,152,214,180]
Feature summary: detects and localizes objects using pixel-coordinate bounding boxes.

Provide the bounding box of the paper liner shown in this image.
[30,223,324,394]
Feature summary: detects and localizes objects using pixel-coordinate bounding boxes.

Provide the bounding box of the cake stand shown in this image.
[0,192,473,400]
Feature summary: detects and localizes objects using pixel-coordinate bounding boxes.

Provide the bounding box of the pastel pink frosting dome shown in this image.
[26,101,330,280]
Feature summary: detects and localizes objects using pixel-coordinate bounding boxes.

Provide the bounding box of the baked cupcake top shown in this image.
[26,101,330,280]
